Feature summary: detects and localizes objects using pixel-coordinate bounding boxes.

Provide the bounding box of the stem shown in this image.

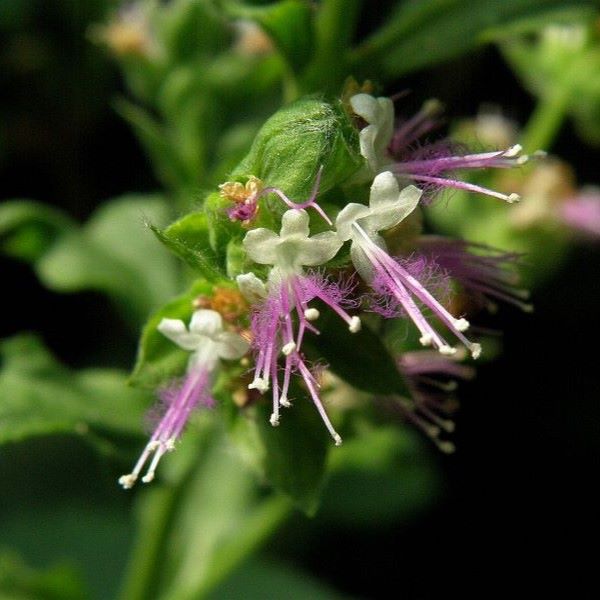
[521,87,572,154]
[193,495,293,599]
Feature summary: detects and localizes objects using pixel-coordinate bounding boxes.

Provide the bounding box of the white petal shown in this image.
[243,227,279,265]
[215,332,249,360]
[279,209,310,239]
[236,272,267,302]
[296,231,343,266]
[350,243,376,282]
[335,203,371,241]
[189,309,223,337]
[363,177,422,234]
[158,318,202,351]
[350,94,394,172]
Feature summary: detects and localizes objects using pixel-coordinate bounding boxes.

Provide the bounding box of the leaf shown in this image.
[320,425,441,527]
[226,392,330,516]
[0,551,88,600]
[226,0,315,73]
[351,0,597,79]
[308,311,410,397]
[151,211,225,281]
[129,279,215,388]
[119,426,292,600]
[208,558,347,600]
[0,200,73,262]
[0,335,150,446]
[3,194,180,325]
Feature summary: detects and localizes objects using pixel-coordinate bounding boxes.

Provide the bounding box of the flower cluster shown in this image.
[122,92,529,486]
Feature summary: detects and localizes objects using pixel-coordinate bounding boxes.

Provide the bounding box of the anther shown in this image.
[349,316,361,333]
[282,341,296,356]
[454,318,470,332]
[304,308,320,321]
[248,377,269,393]
[439,345,457,356]
[270,413,280,426]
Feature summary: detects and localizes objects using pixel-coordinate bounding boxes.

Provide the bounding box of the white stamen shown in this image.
[507,193,521,203]
[420,334,433,347]
[282,341,296,356]
[470,343,482,359]
[516,155,529,165]
[270,413,280,426]
[304,307,320,321]
[504,144,522,158]
[349,316,361,333]
[141,472,155,483]
[439,345,457,356]
[280,396,292,408]
[118,474,137,489]
[454,318,470,332]
[248,377,269,393]
[333,433,343,446]
[165,438,176,451]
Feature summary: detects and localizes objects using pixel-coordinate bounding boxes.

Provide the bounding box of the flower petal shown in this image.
[279,209,310,239]
[362,175,422,234]
[236,272,267,302]
[243,227,279,264]
[350,94,394,172]
[215,331,249,360]
[296,231,343,266]
[335,203,371,241]
[189,309,223,337]
[158,318,202,351]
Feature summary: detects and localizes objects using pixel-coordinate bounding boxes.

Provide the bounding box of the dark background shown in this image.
[1,3,598,598]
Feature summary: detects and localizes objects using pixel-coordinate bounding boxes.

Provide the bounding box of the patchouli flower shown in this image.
[220,167,332,226]
[419,236,532,312]
[239,209,360,444]
[336,171,482,358]
[559,188,600,239]
[395,349,475,453]
[119,309,248,488]
[350,93,527,203]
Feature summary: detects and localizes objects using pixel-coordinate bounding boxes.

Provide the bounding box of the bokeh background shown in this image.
[1,2,598,598]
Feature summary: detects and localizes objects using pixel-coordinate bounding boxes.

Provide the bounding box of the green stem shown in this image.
[118,487,179,600]
[193,495,293,599]
[521,87,572,154]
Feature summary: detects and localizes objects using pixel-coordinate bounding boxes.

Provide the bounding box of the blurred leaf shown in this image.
[0,200,73,262]
[227,0,315,72]
[209,558,346,600]
[351,0,597,79]
[161,0,230,64]
[0,551,87,600]
[151,211,225,280]
[129,279,215,388]
[120,427,291,600]
[321,425,441,527]
[309,312,410,397]
[227,397,330,515]
[0,334,149,446]
[115,99,195,190]
[40,195,178,322]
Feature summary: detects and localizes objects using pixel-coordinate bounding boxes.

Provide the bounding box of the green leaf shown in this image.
[227,397,330,516]
[0,551,87,600]
[15,194,178,324]
[209,558,347,600]
[129,279,215,388]
[309,312,410,397]
[0,335,149,446]
[351,0,597,79]
[119,426,292,600]
[321,425,441,527]
[0,200,73,262]
[151,211,225,280]
[232,97,363,204]
[227,0,315,73]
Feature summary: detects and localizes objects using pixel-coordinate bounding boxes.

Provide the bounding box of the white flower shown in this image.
[243,209,342,274]
[336,171,422,279]
[350,93,395,177]
[158,309,248,371]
